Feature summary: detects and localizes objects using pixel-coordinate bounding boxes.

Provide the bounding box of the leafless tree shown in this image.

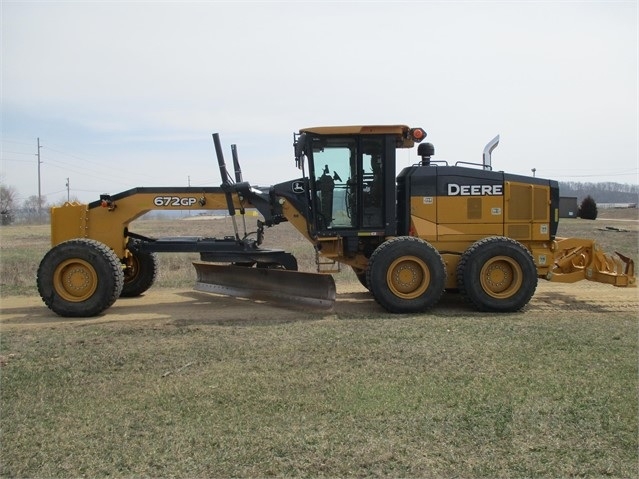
[0,185,17,225]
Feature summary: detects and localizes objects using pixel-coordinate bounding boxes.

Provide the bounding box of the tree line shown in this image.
[559,182,639,204]
[0,185,80,225]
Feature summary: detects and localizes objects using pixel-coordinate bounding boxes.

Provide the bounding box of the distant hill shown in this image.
[559,182,639,204]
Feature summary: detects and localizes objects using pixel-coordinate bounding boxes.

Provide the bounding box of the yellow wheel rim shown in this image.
[123,256,139,283]
[480,255,523,299]
[53,258,98,302]
[387,255,430,299]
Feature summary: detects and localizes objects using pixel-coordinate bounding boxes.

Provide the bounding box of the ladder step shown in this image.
[316,252,341,274]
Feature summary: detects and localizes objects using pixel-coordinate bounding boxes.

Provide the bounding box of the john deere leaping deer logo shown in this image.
[291,181,305,194]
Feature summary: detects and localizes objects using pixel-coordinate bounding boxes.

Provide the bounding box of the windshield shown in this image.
[312,138,357,229]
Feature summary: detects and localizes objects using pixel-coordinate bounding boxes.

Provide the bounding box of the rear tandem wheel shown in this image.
[456,236,537,312]
[37,238,124,317]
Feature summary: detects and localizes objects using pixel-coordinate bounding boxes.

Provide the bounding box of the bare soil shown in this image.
[1,280,637,331]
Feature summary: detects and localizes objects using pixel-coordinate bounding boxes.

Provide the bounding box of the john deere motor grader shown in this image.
[37,125,635,317]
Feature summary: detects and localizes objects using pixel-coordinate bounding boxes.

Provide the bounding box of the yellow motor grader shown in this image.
[38,125,635,317]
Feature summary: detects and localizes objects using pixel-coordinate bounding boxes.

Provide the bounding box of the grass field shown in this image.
[1,209,638,477]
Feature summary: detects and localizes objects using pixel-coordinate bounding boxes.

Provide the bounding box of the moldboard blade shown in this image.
[193,262,336,310]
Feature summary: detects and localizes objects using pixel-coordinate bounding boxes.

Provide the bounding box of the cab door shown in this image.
[308,135,387,234]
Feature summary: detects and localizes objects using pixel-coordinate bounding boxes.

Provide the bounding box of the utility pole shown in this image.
[188,176,191,216]
[66,178,70,202]
[37,138,42,215]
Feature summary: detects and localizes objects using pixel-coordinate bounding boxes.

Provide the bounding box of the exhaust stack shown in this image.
[483,135,500,170]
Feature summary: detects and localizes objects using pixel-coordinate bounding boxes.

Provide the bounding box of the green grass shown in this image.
[1,314,637,478]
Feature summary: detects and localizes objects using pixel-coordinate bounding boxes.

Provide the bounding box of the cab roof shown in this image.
[299,125,421,148]
[299,124,410,136]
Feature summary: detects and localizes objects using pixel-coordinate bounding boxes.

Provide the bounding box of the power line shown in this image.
[39,146,174,184]
[2,139,36,146]
[0,158,34,163]
[43,189,68,197]
[1,150,34,156]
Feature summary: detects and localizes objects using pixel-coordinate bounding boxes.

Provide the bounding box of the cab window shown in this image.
[312,138,357,229]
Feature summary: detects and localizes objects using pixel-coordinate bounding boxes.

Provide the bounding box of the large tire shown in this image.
[457,236,537,312]
[366,237,446,313]
[37,239,124,317]
[121,251,158,297]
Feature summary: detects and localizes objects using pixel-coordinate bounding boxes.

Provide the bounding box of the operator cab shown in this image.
[294,125,426,239]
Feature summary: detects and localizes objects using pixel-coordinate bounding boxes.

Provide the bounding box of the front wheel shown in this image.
[366,237,446,313]
[37,239,124,317]
[457,236,537,312]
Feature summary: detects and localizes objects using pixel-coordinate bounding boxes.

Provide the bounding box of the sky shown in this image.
[1,1,638,205]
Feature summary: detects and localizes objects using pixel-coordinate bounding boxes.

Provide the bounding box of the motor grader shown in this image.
[37,125,635,317]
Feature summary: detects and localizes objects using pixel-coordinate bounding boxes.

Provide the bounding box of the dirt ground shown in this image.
[1,280,637,330]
